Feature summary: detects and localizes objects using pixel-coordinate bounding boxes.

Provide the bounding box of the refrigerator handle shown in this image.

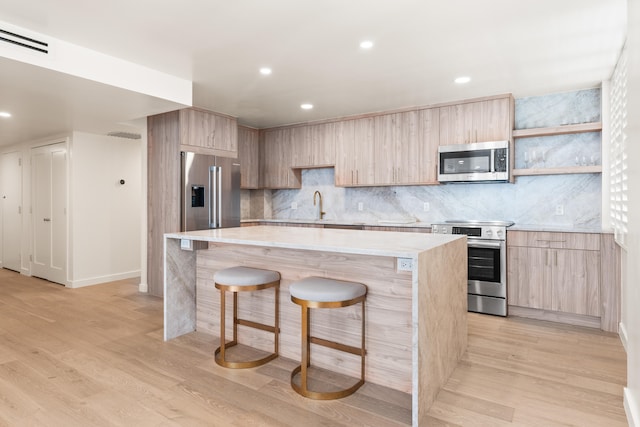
[217,166,222,228]
[209,166,216,228]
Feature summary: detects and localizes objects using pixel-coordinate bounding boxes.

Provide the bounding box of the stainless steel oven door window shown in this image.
[467,239,506,298]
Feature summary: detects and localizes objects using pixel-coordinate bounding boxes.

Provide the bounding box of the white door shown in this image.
[1,152,22,272]
[31,143,68,285]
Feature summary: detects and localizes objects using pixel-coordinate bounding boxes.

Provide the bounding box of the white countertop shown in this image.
[166,225,463,258]
[244,219,610,234]
[242,218,432,228]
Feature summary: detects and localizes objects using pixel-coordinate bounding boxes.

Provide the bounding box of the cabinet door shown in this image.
[290,123,336,168]
[334,120,356,186]
[353,117,375,185]
[373,111,421,185]
[262,129,299,188]
[507,247,551,310]
[238,126,259,189]
[180,109,238,154]
[439,103,474,145]
[416,108,440,184]
[439,97,512,145]
[551,249,601,316]
[311,122,336,166]
[475,98,511,142]
[290,126,310,167]
[373,113,398,184]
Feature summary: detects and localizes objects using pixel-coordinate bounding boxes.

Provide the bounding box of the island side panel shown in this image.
[196,242,414,393]
[417,237,468,423]
[164,237,198,340]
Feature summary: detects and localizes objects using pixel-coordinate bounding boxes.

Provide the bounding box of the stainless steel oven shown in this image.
[431,220,514,316]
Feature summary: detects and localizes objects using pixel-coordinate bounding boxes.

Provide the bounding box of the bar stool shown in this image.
[214,266,280,369]
[289,276,367,400]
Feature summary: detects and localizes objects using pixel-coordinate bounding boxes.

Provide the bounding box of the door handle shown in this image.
[43,218,51,222]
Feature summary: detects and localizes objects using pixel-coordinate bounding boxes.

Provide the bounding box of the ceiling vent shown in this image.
[0,28,48,54]
[108,131,142,140]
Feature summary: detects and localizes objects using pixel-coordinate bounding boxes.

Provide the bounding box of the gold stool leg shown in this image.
[219,289,226,364]
[291,296,366,400]
[361,299,366,383]
[215,282,280,369]
[274,284,280,356]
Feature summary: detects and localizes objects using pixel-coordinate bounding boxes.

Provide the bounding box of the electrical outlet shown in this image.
[291,202,297,210]
[423,202,430,212]
[357,202,363,211]
[555,205,564,215]
[397,258,413,271]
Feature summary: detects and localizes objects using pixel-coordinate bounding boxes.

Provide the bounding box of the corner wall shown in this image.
[69,132,142,287]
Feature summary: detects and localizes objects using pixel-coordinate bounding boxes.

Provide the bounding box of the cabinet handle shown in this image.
[554,251,558,266]
[351,170,354,184]
[546,250,549,266]
[356,170,359,184]
[43,218,51,222]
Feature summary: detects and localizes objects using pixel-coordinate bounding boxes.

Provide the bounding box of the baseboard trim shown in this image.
[68,270,141,288]
[508,306,601,329]
[619,321,628,352]
[625,387,639,427]
[138,282,148,293]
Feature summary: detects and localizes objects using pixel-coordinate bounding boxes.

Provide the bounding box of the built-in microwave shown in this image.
[437,140,510,183]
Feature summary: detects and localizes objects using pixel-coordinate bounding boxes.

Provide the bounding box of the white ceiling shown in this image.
[0,0,627,147]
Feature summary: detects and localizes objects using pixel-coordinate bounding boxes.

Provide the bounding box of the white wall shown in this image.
[624,0,640,424]
[68,132,142,287]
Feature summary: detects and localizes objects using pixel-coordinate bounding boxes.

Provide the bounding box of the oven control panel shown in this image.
[431,223,508,240]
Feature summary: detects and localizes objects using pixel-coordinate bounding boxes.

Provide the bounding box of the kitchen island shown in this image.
[164,226,467,426]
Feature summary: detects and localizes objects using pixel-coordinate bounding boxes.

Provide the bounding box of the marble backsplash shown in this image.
[243,88,603,229]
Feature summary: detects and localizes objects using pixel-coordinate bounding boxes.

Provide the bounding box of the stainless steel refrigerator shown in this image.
[180,151,240,231]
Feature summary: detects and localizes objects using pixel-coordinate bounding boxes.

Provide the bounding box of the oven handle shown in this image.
[467,240,503,249]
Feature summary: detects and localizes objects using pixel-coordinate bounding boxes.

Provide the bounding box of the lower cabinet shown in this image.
[508,245,600,316]
[507,230,618,330]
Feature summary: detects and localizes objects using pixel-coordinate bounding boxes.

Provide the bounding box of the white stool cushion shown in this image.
[289,277,366,302]
[214,266,280,286]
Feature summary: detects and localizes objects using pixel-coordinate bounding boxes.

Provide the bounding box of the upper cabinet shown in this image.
[335,117,375,186]
[238,126,260,189]
[259,94,513,189]
[179,108,238,156]
[261,128,301,189]
[439,96,513,146]
[336,109,440,187]
[291,122,337,168]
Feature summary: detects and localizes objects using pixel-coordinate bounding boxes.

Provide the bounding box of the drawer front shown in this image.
[508,231,600,250]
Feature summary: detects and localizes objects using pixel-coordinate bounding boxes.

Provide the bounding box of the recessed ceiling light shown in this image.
[259,67,272,75]
[0,112,11,118]
[454,76,471,84]
[300,103,313,110]
[360,40,374,49]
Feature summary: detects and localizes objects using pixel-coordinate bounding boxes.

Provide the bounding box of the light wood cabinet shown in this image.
[238,126,260,189]
[260,128,301,189]
[335,118,375,186]
[291,123,336,168]
[507,231,601,317]
[439,96,512,146]
[373,109,440,185]
[179,108,238,155]
[336,110,439,187]
[416,108,440,184]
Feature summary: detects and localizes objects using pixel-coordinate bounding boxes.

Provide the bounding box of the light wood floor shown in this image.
[0,270,627,426]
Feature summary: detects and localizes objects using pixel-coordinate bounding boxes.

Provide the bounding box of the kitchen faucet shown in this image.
[313,190,326,220]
